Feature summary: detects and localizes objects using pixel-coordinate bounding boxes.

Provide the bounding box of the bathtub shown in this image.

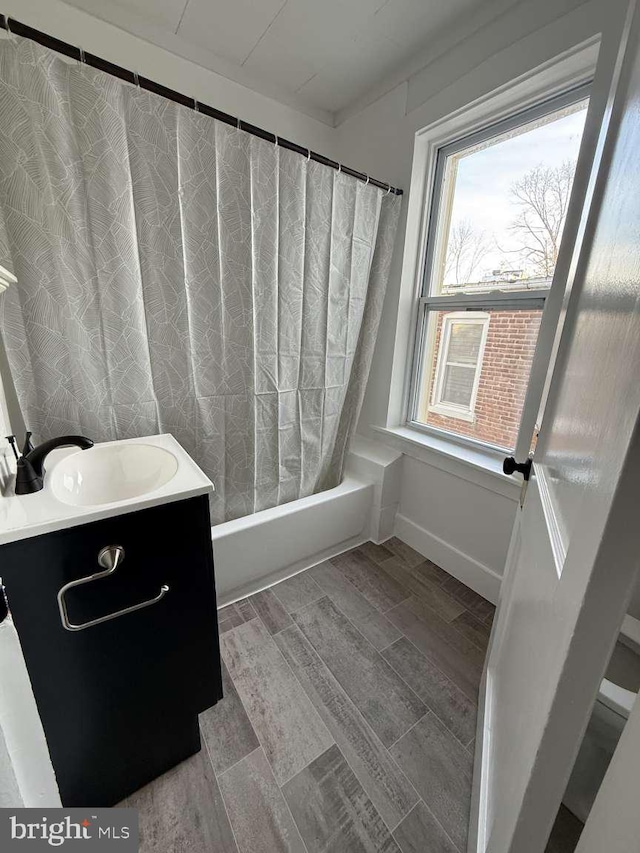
[211,476,375,605]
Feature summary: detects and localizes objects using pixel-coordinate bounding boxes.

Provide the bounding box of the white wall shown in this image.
[396,458,516,602]
[335,0,624,595]
[2,0,337,158]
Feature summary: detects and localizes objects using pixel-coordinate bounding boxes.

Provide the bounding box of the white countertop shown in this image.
[0,434,214,546]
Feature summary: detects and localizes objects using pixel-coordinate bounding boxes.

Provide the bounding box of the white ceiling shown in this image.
[62,0,500,123]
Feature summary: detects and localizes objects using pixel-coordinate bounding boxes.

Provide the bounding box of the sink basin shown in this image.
[50,443,179,507]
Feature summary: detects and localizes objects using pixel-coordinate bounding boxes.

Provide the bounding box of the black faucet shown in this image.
[14,435,94,495]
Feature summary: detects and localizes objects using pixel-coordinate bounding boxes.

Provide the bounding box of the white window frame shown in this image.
[407,81,591,455]
[429,312,489,422]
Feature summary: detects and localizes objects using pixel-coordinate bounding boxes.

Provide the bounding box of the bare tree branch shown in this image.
[509,160,574,277]
[445,220,490,284]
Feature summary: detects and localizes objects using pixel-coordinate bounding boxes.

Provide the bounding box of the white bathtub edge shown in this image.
[211,477,375,604]
[215,531,369,608]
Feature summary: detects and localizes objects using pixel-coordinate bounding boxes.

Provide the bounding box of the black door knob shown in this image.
[503,456,532,480]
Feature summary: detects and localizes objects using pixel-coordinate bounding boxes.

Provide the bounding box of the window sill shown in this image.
[370,424,522,500]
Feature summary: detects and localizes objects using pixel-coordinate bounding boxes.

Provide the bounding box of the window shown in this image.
[430,312,489,421]
[410,86,589,452]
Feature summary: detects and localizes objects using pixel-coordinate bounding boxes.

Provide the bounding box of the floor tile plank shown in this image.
[237,599,257,620]
[390,714,472,852]
[451,611,492,652]
[309,561,402,650]
[219,748,306,853]
[393,801,459,853]
[218,600,258,634]
[272,573,324,613]
[249,589,293,634]
[283,744,401,853]
[384,538,426,569]
[276,625,419,829]
[293,597,426,747]
[200,661,260,775]
[358,541,395,565]
[379,558,465,622]
[221,619,333,785]
[387,597,485,702]
[331,551,409,613]
[381,638,476,747]
[121,750,238,853]
[440,576,495,622]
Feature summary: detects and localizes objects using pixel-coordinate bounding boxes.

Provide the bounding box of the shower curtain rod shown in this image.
[0,15,403,196]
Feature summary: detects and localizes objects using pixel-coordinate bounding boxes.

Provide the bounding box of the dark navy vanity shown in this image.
[0,435,222,806]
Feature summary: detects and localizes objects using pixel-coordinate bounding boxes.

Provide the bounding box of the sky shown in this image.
[442,101,588,284]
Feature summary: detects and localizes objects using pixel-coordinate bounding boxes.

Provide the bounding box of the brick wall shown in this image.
[425,310,541,449]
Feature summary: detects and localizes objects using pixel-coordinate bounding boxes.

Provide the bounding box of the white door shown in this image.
[472,3,640,850]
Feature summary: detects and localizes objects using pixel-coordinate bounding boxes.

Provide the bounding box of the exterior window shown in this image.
[430,313,488,421]
[410,86,589,451]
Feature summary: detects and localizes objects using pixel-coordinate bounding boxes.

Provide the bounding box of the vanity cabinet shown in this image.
[1,493,222,807]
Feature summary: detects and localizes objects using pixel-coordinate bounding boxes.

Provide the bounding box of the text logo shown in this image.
[0,810,138,850]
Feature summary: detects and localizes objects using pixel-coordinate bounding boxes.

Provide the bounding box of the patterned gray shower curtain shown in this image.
[0,37,400,523]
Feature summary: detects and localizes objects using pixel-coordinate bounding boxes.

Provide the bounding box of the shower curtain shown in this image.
[0,37,400,522]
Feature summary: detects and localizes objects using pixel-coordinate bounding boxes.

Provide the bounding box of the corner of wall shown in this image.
[346,434,403,543]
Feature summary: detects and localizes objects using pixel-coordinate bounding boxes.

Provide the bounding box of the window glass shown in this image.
[430,101,588,296]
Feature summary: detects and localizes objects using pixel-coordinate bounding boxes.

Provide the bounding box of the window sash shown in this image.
[420,290,548,310]
[419,83,590,302]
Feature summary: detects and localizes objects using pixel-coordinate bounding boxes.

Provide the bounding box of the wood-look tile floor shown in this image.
[121,539,578,853]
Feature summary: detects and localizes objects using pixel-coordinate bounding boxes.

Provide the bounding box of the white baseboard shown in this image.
[394,513,502,604]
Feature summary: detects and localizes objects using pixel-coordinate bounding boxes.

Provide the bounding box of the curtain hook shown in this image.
[78,46,85,66]
[275,134,279,147]
[133,71,140,89]
[385,184,393,195]
[194,100,199,112]
[5,16,12,38]
[307,149,311,162]
[365,175,370,186]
